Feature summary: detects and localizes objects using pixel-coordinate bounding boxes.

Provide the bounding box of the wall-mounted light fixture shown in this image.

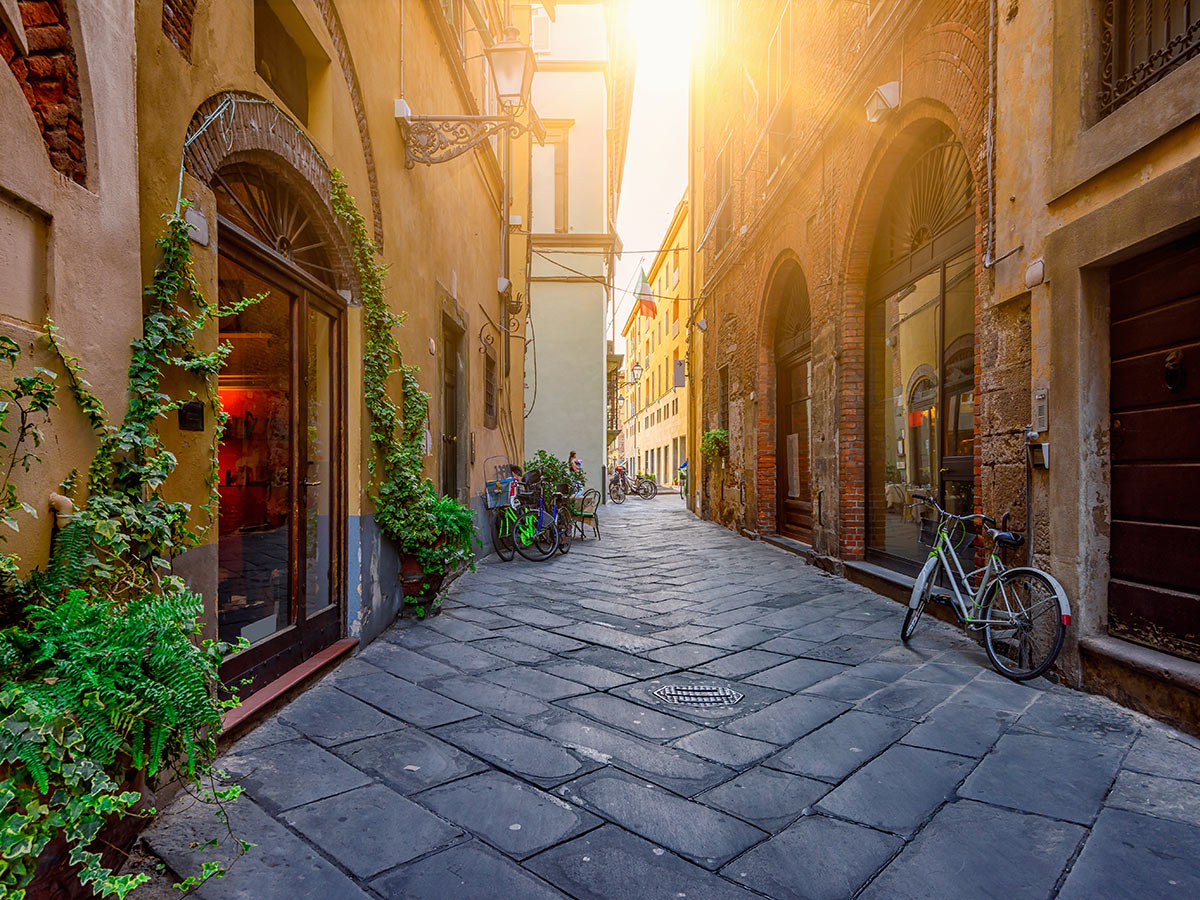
[865,81,900,123]
[694,318,708,333]
[397,26,539,168]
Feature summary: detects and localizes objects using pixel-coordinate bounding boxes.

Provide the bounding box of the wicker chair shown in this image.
[573,488,601,540]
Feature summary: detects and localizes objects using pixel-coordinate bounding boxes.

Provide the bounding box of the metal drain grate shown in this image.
[653,684,744,708]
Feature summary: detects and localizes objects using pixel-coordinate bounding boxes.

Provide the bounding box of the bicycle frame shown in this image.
[925,523,1013,627]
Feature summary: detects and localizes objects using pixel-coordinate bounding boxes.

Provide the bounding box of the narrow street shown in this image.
[146,500,1200,899]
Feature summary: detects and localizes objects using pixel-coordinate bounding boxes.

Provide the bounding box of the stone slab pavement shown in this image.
[145,498,1200,899]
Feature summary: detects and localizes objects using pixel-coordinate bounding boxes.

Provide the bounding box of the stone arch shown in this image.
[753,250,813,535]
[838,100,986,560]
[184,91,357,299]
[162,0,383,246]
[1,0,87,184]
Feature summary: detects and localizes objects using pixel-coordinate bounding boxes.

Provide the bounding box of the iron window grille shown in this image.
[1099,0,1200,117]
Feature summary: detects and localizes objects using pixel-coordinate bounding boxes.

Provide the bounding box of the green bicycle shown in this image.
[902,494,1070,681]
[491,488,559,562]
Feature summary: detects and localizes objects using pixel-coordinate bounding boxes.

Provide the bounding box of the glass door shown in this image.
[217,241,343,691]
[217,254,296,651]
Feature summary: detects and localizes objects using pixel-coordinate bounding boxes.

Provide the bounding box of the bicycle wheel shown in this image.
[608,482,626,504]
[679,477,687,500]
[902,556,937,642]
[645,478,659,499]
[636,479,655,500]
[981,569,1066,681]
[556,506,573,554]
[492,509,515,562]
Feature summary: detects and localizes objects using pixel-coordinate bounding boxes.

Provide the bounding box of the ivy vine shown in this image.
[1,210,255,897]
[329,172,477,600]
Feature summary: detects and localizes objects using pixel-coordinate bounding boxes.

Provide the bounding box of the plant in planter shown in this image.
[331,173,479,619]
[700,428,729,464]
[524,449,585,494]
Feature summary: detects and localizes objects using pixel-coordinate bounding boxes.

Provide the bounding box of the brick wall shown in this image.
[161,0,196,61]
[1,0,86,184]
[694,0,1019,563]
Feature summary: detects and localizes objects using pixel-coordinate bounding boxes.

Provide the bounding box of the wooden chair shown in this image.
[573,488,601,540]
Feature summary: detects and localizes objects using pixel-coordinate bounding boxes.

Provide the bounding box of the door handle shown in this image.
[939,467,950,474]
[302,480,322,488]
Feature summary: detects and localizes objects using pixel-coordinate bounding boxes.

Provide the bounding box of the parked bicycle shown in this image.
[608,465,657,503]
[491,471,561,561]
[902,494,1071,681]
[678,459,688,501]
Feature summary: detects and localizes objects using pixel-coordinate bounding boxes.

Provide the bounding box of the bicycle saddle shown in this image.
[986,528,1024,549]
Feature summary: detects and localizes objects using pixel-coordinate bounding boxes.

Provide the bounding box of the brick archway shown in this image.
[839,107,986,561]
[184,92,356,300]
[163,0,383,247]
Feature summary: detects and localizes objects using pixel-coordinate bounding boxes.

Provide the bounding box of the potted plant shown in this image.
[700,428,729,465]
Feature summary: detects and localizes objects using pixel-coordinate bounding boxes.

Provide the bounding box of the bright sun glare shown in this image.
[631,0,700,82]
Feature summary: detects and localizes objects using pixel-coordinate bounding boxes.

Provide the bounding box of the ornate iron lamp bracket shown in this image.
[400,115,532,168]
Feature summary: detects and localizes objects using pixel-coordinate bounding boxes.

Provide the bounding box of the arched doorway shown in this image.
[773,263,813,542]
[212,158,347,691]
[864,124,976,572]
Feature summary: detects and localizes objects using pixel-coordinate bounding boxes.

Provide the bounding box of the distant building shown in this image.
[632,195,690,485]
[523,0,635,490]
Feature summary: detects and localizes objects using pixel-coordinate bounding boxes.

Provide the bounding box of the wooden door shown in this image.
[1109,233,1200,663]
[777,354,813,542]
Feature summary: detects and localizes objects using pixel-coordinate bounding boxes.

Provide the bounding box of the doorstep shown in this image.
[760,533,817,563]
[220,637,359,745]
[1079,634,1200,738]
[843,559,962,628]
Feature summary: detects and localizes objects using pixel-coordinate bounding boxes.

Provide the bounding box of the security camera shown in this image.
[865,81,900,123]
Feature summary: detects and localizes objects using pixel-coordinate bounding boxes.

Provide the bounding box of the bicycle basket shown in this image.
[917,514,939,547]
[484,477,518,509]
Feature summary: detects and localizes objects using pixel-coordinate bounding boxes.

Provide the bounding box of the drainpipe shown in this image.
[983,0,998,267]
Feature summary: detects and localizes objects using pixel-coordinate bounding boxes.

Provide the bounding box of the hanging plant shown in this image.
[329,172,478,608]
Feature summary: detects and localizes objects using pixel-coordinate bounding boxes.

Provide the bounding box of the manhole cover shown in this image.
[653,684,744,707]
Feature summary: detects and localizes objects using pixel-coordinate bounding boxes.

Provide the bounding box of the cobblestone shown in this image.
[145,499,1200,898]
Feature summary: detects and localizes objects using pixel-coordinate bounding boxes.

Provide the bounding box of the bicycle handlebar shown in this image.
[911,493,997,527]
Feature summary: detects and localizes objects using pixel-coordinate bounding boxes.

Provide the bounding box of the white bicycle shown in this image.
[902,494,1071,681]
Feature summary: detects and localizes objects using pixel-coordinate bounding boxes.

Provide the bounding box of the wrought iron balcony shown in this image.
[1099,0,1200,117]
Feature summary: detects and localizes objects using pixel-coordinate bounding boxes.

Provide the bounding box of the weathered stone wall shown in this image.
[693,0,1004,562]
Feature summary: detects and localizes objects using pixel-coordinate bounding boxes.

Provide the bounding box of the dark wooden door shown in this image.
[442,326,460,499]
[1109,233,1200,663]
[777,354,813,543]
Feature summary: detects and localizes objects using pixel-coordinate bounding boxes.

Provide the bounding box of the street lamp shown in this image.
[631,362,643,382]
[398,26,539,168]
[485,27,537,113]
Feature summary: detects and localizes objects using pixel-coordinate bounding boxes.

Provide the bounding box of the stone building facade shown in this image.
[691,0,1200,729]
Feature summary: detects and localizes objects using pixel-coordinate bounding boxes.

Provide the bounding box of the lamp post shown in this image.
[398,26,539,168]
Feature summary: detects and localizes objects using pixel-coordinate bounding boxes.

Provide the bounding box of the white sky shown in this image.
[609,0,698,348]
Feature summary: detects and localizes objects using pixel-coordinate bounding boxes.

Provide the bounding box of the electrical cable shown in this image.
[533,250,702,303]
[523,303,537,419]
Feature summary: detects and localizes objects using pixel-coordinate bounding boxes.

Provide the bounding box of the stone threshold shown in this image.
[220,637,359,746]
[760,533,817,563]
[1080,634,1200,738]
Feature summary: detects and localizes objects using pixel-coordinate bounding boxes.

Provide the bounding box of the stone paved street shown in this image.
[146,500,1200,899]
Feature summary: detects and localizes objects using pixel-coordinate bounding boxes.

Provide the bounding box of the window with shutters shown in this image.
[484,349,497,428]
